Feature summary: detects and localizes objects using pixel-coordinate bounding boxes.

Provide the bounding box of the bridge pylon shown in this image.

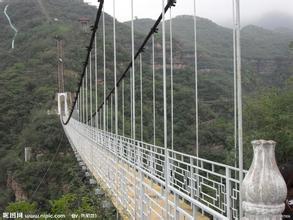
[57,92,69,117]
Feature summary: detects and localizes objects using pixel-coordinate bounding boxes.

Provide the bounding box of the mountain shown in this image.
[0,0,292,213]
[241,25,292,59]
[126,15,293,58]
[125,15,293,86]
[0,0,120,215]
[126,18,154,35]
[255,12,293,30]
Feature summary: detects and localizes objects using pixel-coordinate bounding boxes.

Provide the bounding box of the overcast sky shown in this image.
[85,0,293,27]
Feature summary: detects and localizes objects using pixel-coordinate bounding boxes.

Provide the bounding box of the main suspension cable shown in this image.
[62,0,104,125]
[88,0,177,123]
[64,0,177,131]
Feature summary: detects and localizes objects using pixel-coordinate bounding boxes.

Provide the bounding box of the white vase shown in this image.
[242,140,287,220]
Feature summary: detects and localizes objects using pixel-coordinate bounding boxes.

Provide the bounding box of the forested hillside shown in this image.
[0,0,117,215]
[126,15,293,166]
[0,0,292,215]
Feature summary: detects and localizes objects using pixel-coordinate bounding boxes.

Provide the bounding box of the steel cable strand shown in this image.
[32,132,64,197]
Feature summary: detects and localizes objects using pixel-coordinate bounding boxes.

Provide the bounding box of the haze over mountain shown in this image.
[126,15,293,63]
[254,12,293,31]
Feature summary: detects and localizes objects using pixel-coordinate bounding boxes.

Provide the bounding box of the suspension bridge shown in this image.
[57,0,288,219]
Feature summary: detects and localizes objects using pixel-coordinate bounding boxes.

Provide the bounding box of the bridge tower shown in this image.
[56,36,65,93]
[78,17,90,33]
[57,93,69,116]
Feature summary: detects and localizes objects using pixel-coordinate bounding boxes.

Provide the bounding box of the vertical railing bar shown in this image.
[226,167,231,219]
[90,52,93,127]
[86,67,88,125]
[102,4,106,131]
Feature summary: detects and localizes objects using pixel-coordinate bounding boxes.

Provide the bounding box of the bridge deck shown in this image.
[64,119,242,219]
[96,161,210,220]
[90,158,209,219]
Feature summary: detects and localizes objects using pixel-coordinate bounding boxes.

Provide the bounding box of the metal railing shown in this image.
[63,118,244,220]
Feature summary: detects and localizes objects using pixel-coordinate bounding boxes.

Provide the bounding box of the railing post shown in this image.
[138,142,144,219]
[242,140,287,220]
[174,193,179,220]
[225,167,231,219]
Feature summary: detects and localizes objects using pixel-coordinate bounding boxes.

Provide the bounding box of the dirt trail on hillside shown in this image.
[4,4,18,49]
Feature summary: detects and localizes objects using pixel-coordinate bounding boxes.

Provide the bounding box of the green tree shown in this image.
[289,41,293,50]
[243,79,293,167]
[77,196,95,214]
[50,193,76,215]
[50,193,98,213]
[6,201,36,213]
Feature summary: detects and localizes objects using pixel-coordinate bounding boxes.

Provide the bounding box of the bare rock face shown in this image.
[242,140,287,220]
[7,175,27,201]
